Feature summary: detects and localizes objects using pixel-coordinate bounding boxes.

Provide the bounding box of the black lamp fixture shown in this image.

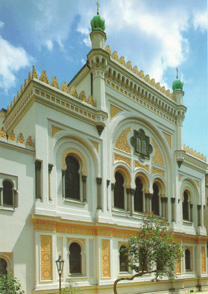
[56,254,64,294]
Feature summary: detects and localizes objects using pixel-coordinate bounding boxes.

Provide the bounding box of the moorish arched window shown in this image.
[3,180,13,207]
[152,183,159,215]
[0,258,7,275]
[183,190,189,221]
[65,156,80,200]
[134,177,143,213]
[119,245,128,272]
[114,172,124,209]
[69,242,82,274]
[185,249,191,270]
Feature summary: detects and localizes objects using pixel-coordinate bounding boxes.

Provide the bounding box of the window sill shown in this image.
[183,220,193,226]
[0,206,15,212]
[68,274,86,280]
[64,198,86,205]
[112,209,130,217]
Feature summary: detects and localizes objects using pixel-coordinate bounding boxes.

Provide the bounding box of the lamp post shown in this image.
[56,254,64,294]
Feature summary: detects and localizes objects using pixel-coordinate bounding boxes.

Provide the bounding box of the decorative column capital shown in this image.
[48,164,53,173]
[111,183,115,191]
[35,160,41,170]
[171,197,175,203]
[82,175,87,182]
[106,180,110,187]
[96,177,102,185]
[145,193,152,199]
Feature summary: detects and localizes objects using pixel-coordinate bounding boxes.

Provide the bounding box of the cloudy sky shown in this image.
[0,0,207,159]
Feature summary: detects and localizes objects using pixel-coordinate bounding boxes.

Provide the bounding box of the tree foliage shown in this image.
[114,214,183,294]
[0,271,25,294]
[61,279,80,294]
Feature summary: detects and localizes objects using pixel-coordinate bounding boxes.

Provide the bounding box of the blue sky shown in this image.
[0,0,207,160]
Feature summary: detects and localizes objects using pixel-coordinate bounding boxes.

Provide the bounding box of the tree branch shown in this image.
[113,270,157,294]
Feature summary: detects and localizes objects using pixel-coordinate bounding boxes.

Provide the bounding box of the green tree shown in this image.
[114,214,183,294]
[61,279,79,294]
[0,271,25,294]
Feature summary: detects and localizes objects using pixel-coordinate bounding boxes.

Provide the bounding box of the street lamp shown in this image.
[56,254,64,294]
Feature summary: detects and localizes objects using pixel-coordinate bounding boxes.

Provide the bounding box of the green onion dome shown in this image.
[172,79,183,92]
[90,14,105,32]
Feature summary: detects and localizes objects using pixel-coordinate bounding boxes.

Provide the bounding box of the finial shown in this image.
[176,68,178,79]
[96,1,100,15]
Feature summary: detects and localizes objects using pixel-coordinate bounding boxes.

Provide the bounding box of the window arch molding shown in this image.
[67,239,85,276]
[180,179,199,224]
[134,172,149,193]
[0,253,13,274]
[62,149,87,176]
[133,173,149,214]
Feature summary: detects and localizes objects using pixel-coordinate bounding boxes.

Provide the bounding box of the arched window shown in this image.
[114,172,124,209]
[183,190,189,221]
[152,183,159,215]
[3,180,13,207]
[0,258,7,275]
[134,177,143,212]
[185,249,191,270]
[119,245,128,272]
[69,242,82,274]
[65,156,80,200]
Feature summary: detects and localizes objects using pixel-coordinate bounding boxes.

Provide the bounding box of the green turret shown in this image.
[172,68,183,92]
[90,2,105,32]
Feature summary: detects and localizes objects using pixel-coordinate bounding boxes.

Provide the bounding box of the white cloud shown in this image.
[0,36,32,91]
[193,11,207,32]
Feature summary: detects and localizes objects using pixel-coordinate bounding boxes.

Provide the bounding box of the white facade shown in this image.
[0,17,208,294]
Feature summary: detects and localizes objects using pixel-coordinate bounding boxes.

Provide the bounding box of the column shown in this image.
[96,177,102,209]
[82,175,87,202]
[62,170,65,198]
[190,204,193,222]
[48,164,53,201]
[111,183,115,210]
[106,180,110,210]
[171,198,175,222]
[13,189,18,208]
[197,205,201,226]
[129,189,135,215]
[164,197,168,220]
[35,160,42,199]
[145,193,152,213]
[161,197,165,218]
[0,188,3,206]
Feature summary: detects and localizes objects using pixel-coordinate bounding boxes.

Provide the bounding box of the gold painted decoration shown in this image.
[133,66,138,74]
[150,79,156,86]
[80,91,87,102]
[70,86,78,98]
[17,133,25,144]
[134,160,149,173]
[105,45,111,55]
[102,239,110,278]
[139,70,144,78]
[40,71,49,84]
[112,51,119,61]
[40,235,52,281]
[0,127,6,139]
[161,86,166,93]
[52,126,63,137]
[152,139,165,167]
[202,246,206,273]
[8,130,16,142]
[90,140,99,152]
[163,132,171,148]
[88,95,95,106]
[114,153,131,168]
[145,74,150,82]
[51,77,59,89]
[32,65,38,79]
[152,167,165,179]
[26,136,34,147]
[120,56,125,65]
[115,128,131,153]
[179,174,183,181]
[156,82,161,90]
[126,61,132,70]
[110,104,123,120]
[176,259,181,274]
[61,81,70,93]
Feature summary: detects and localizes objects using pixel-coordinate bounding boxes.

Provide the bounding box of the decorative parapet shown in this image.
[0,128,34,150]
[105,45,173,99]
[6,66,97,117]
[183,144,206,162]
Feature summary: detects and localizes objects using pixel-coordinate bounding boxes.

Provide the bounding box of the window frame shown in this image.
[68,240,85,277]
[0,174,18,211]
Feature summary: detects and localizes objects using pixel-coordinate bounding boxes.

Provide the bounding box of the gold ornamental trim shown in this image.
[40,235,52,281]
[202,246,206,273]
[52,125,64,137]
[115,128,131,154]
[152,167,165,179]
[90,140,99,153]
[152,139,164,167]
[110,104,123,120]
[102,239,110,278]
[134,160,149,173]
[114,153,131,168]
[163,132,171,148]
[62,148,87,175]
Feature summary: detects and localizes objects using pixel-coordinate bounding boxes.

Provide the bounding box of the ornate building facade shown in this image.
[0,9,207,294]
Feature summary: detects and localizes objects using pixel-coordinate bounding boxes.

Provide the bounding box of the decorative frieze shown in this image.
[183,144,206,162]
[134,160,149,173]
[152,167,165,179]
[163,132,171,148]
[110,104,123,120]
[114,153,131,167]
[152,139,165,167]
